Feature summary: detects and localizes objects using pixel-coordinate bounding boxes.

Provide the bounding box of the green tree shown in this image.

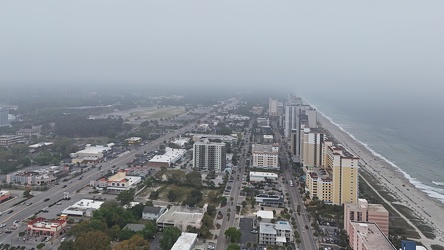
[129,203,145,220]
[116,188,135,206]
[36,243,45,250]
[140,221,157,240]
[183,189,203,207]
[224,227,242,243]
[74,230,111,250]
[69,219,107,237]
[58,240,75,250]
[167,189,177,202]
[118,228,136,241]
[160,227,181,250]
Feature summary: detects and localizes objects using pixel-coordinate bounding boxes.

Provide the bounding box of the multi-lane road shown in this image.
[0,98,240,232]
[216,127,251,250]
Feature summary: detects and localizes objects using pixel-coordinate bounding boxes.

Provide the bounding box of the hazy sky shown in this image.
[1,0,443,99]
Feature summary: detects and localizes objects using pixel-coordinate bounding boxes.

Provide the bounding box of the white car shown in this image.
[61,237,66,242]
[0,223,6,228]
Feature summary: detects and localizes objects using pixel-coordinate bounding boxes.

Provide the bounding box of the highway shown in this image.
[216,126,251,250]
[0,98,240,231]
[273,123,317,250]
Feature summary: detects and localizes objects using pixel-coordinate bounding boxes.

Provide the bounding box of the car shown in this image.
[61,237,66,242]
[26,202,32,206]
[44,198,50,202]
[7,210,13,214]
[62,185,67,188]
[0,223,6,228]
[305,225,309,229]
[42,210,49,213]
[250,230,258,234]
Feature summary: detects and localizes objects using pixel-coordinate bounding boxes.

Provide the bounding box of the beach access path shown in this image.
[318,113,444,249]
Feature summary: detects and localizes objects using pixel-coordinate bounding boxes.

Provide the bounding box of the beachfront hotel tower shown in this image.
[322,140,359,205]
[300,126,325,170]
[344,199,389,237]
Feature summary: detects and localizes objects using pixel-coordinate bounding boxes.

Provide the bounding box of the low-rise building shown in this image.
[255,194,285,207]
[123,223,145,232]
[148,147,187,168]
[344,199,389,236]
[125,137,142,144]
[259,221,293,246]
[16,127,41,138]
[190,133,237,143]
[263,135,273,143]
[171,232,198,250]
[157,204,207,231]
[6,170,56,185]
[61,199,104,217]
[256,210,274,223]
[0,191,11,203]
[27,217,67,237]
[171,137,190,147]
[142,206,167,220]
[70,144,114,164]
[28,142,54,153]
[348,222,396,250]
[249,172,278,182]
[96,169,141,193]
[0,135,24,146]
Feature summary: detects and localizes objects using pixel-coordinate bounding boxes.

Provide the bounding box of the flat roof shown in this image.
[350,222,395,250]
[63,199,104,212]
[76,145,111,154]
[259,221,292,235]
[250,172,278,178]
[149,147,186,163]
[252,144,279,154]
[256,210,274,219]
[171,232,198,250]
[157,205,205,228]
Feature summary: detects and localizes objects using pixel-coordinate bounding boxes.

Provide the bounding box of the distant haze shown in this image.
[1,0,443,102]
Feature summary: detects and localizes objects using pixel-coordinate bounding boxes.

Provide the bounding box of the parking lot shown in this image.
[239,218,257,246]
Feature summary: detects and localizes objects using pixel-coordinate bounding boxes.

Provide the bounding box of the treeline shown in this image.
[54,115,125,138]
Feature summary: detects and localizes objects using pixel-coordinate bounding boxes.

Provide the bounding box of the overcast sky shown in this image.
[1,0,443,99]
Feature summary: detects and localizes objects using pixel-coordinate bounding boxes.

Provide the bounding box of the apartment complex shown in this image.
[259,221,293,246]
[0,135,24,146]
[322,140,359,204]
[193,140,226,172]
[344,199,389,236]
[268,98,278,117]
[252,143,279,169]
[348,222,396,250]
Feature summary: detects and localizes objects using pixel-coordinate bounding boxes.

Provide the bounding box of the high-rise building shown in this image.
[193,140,226,172]
[0,108,9,126]
[348,222,396,250]
[344,199,389,236]
[268,98,278,117]
[300,126,324,169]
[252,143,279,169]
[323,141,359,204]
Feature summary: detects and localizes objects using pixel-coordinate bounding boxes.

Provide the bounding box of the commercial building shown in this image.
[263,135,273,143]
[257,117,270,127]
[61,199,104,217]
[252,144,279,169]
[28,142,54,153]
[344,199,389,236]
[322,140,359,205]
[190,133,237,143]
[70,144,114,163]
[171,232,198,250]
[157,204,207,231]
[259,221,293,246]
[0,108,9,126]
[27,217,67,237]
[96,169,142,192]
[348,222,396,250]
[249,172,278,182]
[300,127,325,168]
[142,206,167,220]
[0,135,24,147]
[171,137,190,147]
[193,140,226,172]
[255,194,285,207]
[0,191,11,203]
[148,147,187,168]
[6,170,56,185]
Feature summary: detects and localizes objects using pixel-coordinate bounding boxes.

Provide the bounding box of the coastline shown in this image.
[316,112,444,247]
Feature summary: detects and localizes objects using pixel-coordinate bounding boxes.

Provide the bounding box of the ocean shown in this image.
[302,94,444,203]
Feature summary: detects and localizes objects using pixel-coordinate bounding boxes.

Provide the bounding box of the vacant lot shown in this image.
[130,107,186,120]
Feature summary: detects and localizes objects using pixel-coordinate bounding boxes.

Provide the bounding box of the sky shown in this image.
[1,0,443,100]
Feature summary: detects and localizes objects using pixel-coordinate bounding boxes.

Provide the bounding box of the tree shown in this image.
[183,189,202,207]
[74,230,111,250]
[115,234,150,250]
[36,243,45,250]
[167,189,177,202]
[224,227,242,243]
[140,221,157,240]
[69,219,107,237]
[149,190,160,200]
[160,227,181,250]
[116,188,135,206]
[227,243,241,250]
[129,203,145,220]
[58,240,75,250]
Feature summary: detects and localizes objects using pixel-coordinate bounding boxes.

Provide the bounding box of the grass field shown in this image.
[129,107,186,120]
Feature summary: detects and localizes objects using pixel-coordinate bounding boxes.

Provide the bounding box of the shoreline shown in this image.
[316,112,444,246]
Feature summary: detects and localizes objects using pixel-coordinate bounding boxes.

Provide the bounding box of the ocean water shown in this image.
[303,95,444,203]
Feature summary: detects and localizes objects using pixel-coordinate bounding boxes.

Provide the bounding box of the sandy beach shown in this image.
[317,113,444,248]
